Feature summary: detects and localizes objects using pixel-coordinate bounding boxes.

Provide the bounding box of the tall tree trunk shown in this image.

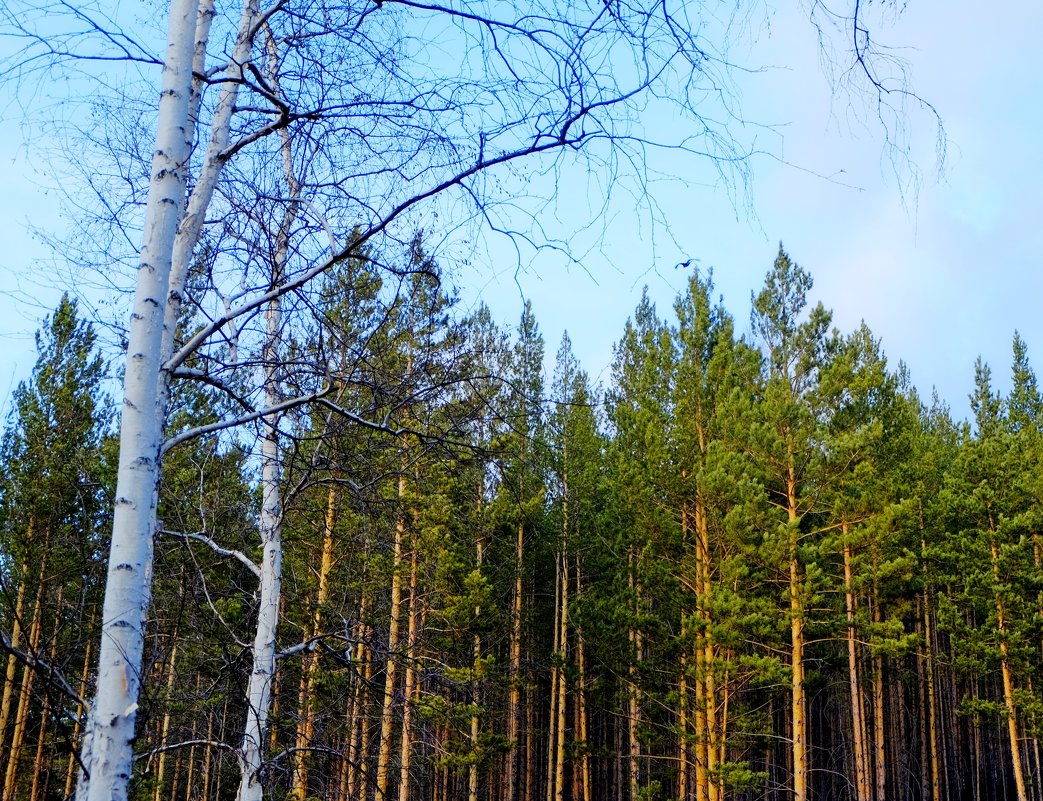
[916,599,931,801]
[2,580,43,801]
[73,3,198,794]
[341,610,369,801]
[525,667,535,801]
[555,550,569,801]
[786,464,807,801]
[201,695,217,801]
[0,567,28,764]
[507,519,524,801]
[77,0,264,795]
[470,518,486,801]
[236,42,306,797]
[872,596,886,801]
[697,502,719,801]
[29,591,63,801]
[679,654,689,801]
[178,688,198,801]
[628,552,643,801]
[844,536,871,801]
[376,470,408,801]
[575,557,590,801]
[29,705,48,801]
[992,541,1029,801]
[153,642,180,801]
[694,638,707,801]
[236,311,284,801]
[546,555,562,801]
[292,488,338,800]
[65,620,95,800]
[399,546,420,801]
[357,631,375,801]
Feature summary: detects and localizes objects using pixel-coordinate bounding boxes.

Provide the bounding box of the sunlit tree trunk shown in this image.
[29,591,63,801]
[844,534,871,801]
[153,642,179,801]
[340,611,368,801]
[2,580,43,801]
[292,487,338,800]
[525,662,536,801]
[555,550,569,801]
[399,545,420,801]
[65,623,95,800]
[356,626,376,801]
[786,462,807,801]
[575,557,590,801]
[697,502,719,801]
[199,706,214,801]
[679,651,690,801]
[992,540,1029,801]
[376,469,408,801]
[75,0,262,795]
[0,565,28,764]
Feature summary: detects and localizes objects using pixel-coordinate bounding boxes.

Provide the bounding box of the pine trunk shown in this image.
[399,546,420,801]
[507,519,524,801]
[992,541,1029,801]
[2,580,43,801]
[844,537,871,801]
[152,642,179,801]
[786,466,807,801]
[575,556,590,801]
[697,503,719,801]
[65,623,95,800]
[546,558,561,801]
[292,487,338,800]
[376,471,408,801]
[357,633,376,801]
[679,656,689,801]
[470,519,485,801]
[872,600,886,801]
[628,553,643,801]
[555,551,569,801]
[0,569,27,764]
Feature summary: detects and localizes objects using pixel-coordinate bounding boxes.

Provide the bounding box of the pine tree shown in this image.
[606,289,678,801]
[0,295,110,799]
[744,246,835,801]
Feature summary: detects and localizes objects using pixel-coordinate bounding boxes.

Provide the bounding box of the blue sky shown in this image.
[2,0,1041,422]
[460,0,1043,419]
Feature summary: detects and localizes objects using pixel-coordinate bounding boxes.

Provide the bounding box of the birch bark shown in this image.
[74,5,198,797]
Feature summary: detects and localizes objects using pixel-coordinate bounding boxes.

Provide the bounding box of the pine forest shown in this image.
[3,244,1043,801]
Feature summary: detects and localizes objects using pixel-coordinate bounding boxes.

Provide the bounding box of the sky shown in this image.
[2,0,1041,423]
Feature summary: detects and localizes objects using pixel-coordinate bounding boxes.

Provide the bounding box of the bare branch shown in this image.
[159,528,261,579]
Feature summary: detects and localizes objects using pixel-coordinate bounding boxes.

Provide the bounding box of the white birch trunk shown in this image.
[161,0,260,376]
[236,42,298,794]
[235,294,284,801]
[75,2,199,798]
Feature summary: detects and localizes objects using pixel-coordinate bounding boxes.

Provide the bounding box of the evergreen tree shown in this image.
[743,246,835,801]
[606,288,677,801]
[0,294,110,800]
